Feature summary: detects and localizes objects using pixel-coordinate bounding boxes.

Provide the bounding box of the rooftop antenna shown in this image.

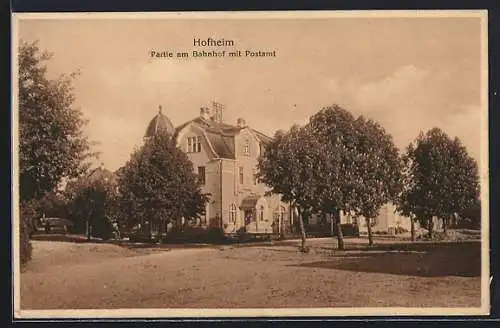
[212,101,224,123]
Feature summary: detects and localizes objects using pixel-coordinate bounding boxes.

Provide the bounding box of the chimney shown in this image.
[237,118,247,128]
[200,107,211,120]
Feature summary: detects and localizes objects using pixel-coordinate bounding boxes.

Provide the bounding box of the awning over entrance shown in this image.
[240,195,262,210]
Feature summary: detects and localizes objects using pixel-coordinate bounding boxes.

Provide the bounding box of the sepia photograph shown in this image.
[12,11,489,318]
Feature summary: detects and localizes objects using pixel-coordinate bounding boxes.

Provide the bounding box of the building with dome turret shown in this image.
[142,103,416,237]
[144,105,175,140]
[144,102,291,235]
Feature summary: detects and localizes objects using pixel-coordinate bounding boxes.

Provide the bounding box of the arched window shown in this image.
[259,205,265,221]
[273,205,286,221]
[230,204,237,223]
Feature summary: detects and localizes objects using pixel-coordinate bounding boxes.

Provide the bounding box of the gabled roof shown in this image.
[175,117,271,159]
[251,128,273,144]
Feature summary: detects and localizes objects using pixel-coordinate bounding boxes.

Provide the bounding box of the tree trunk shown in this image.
[366,217,373,247]
[330,213,335,239]
[297,208,307,252]
[428,217,434,239]
[334,209,344,250]
[86,220,90,241]
[279,214,285,240]
[158,219,164,244]
[410,218,416,242]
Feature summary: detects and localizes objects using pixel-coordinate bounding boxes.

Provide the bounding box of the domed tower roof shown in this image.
[144,105,175,138]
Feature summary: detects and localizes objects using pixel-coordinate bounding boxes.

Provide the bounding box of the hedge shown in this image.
[20,201,35,268]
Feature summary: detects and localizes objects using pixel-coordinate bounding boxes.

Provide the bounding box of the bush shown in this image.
[304,223,360,237]
[165,226,227,244]
[304,223,331,237]
[91,216,114,241]
[340,223,360,237]
[166,226,205,243]
[20,201,36,268]
[204,226,226,243]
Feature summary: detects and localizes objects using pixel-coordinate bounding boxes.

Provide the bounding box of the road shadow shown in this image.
[293,241,481,278]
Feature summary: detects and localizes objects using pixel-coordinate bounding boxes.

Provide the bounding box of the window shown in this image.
[198,166,206,185]
[239,167,244,184]
[230,204,237,223]
[259,205,265,221]
[187,136,202,153]
[244,140,250,156]
[252,169,257,185]
[273,206,285,221]
[196,136,202,152]
[201,201,209,225]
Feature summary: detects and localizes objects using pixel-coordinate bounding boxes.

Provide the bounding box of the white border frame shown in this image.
[11,10,490,319]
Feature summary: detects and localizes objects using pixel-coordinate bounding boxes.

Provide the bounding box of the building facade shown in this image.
[144,104,291,235]
[340,203,417,235]
[144,103,416,237]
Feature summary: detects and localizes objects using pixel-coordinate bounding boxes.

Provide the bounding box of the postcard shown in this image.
[11,10,489,319]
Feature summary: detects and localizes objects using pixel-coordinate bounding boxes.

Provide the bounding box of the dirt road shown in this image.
[20,239,482,309]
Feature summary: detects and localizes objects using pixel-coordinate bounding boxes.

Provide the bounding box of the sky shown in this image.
[16,13,485,171]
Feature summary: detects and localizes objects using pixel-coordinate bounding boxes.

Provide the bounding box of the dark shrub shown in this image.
[91,216,114,241]
[68,215,86,234]
[302,223,359,237]
[304,223,331,237]
[20,201,36,267]
[204,226,226,243]
[164,226,227,244]
[340,223,360,237]
[165,226,206,243]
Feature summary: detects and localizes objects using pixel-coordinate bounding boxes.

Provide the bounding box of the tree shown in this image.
[349,116,403,246]
[118,133,208,243]
[399,128,480,238]
[305,106,360,250]
[19,40,95,202]
[36,191,70,219]
[18,40,94,264]
[66,176,118,240]
[257,125,321,252]
[457,196,481,229]
[396,152,419,241]
[305,105,402,249]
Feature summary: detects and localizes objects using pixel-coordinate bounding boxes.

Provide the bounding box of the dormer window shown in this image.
[187,136,202,153]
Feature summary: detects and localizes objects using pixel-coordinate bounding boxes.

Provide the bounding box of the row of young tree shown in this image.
[257,106,481,251]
